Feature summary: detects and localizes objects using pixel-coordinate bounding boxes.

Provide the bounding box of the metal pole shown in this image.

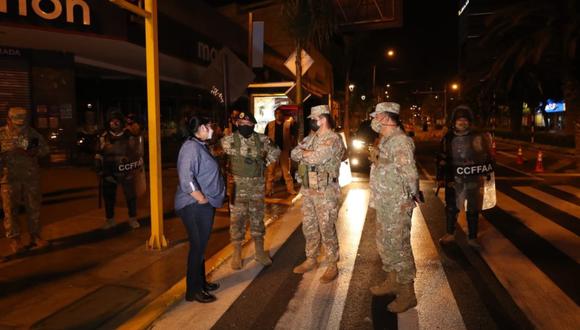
[144,0,167,249]
[223,54,230,117]
[248,12,253,67]
[372,65,376,102]
[443,86,447,125]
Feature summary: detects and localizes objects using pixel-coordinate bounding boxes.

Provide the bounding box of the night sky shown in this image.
[339,0,459,97]
[205,0,459,100]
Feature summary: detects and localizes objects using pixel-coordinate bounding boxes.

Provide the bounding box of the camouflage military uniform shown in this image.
[291,130,345,263]
[369,127,419,284]
[0,125,49,239]
[221,131,280,243]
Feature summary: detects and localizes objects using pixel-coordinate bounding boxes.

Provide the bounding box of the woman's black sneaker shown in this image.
[204,281,220,292]
[185,290,217,303]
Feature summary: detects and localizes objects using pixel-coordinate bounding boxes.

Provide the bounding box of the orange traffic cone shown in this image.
[534,149,544,173]
[491,139,497,158]
[516,145,524,165]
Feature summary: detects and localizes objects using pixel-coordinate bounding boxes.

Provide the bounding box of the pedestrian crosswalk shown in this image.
[146,181,580,330]
[438,183,580,329]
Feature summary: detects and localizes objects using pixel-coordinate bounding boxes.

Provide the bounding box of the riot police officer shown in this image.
[291,105,345,283]
[437,105,493,249]
[95,111,142,229]
[220,111,280,270]
[0,107,50,253]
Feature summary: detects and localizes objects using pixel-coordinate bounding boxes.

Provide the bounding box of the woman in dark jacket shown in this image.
[175,116,225,303]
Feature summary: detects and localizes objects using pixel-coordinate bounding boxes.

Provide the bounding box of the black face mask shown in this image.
[238,125,255,138]
[310,120,319,132]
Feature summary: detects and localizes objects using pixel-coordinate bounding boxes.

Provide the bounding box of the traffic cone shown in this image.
[516,145,524,165]
[534,149,544,173]
[491,139,497,158]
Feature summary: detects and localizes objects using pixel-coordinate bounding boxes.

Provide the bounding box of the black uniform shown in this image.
[437,107,492,239]
[95,129,144,220]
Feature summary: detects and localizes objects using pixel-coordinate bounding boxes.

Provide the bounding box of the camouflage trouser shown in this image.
[375,205,416,284]
[229,176,266,243]
[266,152,294,193]
[301,184,340,263]
[1,178,42,239]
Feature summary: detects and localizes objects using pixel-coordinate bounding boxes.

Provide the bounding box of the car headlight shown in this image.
[352,139,365,150]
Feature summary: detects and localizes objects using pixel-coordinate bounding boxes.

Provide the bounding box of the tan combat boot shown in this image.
[231,242,242,270]
[9,237,25,254]
[254,239,272,266]
[319,262,338,283]
[387,282,417,313]
[293,257,317,274]
[370,271,397,296]
[438,233,455,245]
[31,235,50,249]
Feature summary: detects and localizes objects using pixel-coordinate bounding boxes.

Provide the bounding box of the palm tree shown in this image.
[481,0,579,157]
[281,0,337,139]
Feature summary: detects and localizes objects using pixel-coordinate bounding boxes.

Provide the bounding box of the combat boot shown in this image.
[438,233,455,245]
[231,242,242,270]
[9,237,25,254]
[370,271,397,296]
[254,239,272,266]
[387,282,417,313]
[293,257,317,274]
[128,217,140,229]
[31,235,50,249]
[468,238,481,250]
[102,218,116,229]
[319,262,338,283]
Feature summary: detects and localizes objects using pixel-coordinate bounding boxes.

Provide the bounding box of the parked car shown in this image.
[348,120,378,173]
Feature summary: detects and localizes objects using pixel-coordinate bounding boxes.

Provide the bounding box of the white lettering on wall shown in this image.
[197,42,217,63]
[0,0,90,25]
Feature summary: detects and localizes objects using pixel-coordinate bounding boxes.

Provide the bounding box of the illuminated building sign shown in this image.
[0,0,91,25]
[544,99,566,113]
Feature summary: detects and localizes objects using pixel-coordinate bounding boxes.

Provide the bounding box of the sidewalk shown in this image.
[0,165,299,329]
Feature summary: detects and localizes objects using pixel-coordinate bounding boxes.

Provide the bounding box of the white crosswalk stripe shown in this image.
[496,191,580,262]
[513,186,580,219]
[438,184,580,329]
[153,183,580,330]
[554,185,580,198]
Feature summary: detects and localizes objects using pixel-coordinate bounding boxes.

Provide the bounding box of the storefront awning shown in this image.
[0,24,205,87]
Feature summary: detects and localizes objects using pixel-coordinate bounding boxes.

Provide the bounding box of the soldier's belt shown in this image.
[454,162,494,177]
[377,158,392,166]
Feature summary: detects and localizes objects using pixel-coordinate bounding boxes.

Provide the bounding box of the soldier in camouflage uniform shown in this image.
[368,102,420,313]
[291,105,345,283]
[0,107,50,253]
[221,111,280,270]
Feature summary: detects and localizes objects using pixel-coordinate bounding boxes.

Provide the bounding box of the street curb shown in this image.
[118,194,302,330]
[495,137,575,156]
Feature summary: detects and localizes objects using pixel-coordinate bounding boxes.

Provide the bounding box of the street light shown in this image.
[386,49,395,58]
[451,83,460,91]
[348,83,355,92]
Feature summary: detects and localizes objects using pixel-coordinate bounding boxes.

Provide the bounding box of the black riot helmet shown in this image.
[451,105,474,124]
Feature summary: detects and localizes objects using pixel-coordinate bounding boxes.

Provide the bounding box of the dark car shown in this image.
[348,120,378,172]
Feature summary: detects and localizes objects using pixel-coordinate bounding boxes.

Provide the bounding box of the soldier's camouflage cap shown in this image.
[308,105,330,119]
[8,107,27,125]
[370,102,400,117]
[236,111,257,124]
